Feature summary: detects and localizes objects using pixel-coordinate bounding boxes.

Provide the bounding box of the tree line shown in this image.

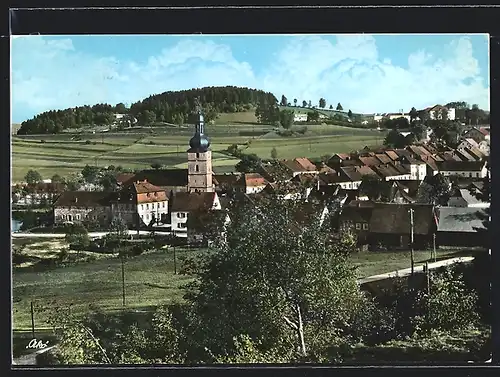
[279,94,345,112]
[17,86,277,135]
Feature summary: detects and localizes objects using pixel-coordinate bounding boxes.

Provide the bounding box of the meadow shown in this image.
[12,235,479,331]
[12,244,198,331]
[12,115,386,182]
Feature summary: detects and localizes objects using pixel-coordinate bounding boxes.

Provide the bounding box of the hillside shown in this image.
[16,86,277,135]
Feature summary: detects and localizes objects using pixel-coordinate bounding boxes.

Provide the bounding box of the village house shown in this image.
[213,173,241,194]
[170,191,222,237]
[12,182,65,206]
[367,203,437,250]
[421,105,456,121]
[437,160,488,179]
[293,113,308,122]
[110,180,169,228]
[436,206,487,247]
[278,158,319,177]
[53,191,112,226]
[462,127,488,144]
[235,173,268,194]
[339,200,375,245]
[447,187,490,208]
[372,163,412,181]
[396,155,427,181]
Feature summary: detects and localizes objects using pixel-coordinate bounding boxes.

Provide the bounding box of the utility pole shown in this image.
[425,262,430,295]
[30,301,35,339]
[432,232,437,262]
[121,252,126,306]
[173,244,177,275]
[409,208,415,276]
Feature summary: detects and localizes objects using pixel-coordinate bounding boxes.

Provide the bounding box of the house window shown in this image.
[469,173,472,177]
[141,204,144,210]
[76,214,80,220]
[355,223,361,230]
[152,203,155,209]
[179,223,187,228]
[363,223,368,230]
[162,202,165,208]
[196,153,200,159]
[195,165,199,172]
[146,203,149,209]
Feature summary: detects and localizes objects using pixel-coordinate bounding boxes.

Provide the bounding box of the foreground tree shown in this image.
[181,196,364,361]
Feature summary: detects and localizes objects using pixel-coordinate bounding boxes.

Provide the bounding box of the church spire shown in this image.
[189,97,210,152]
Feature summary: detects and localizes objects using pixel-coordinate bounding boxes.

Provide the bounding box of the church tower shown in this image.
[187,102,214,193]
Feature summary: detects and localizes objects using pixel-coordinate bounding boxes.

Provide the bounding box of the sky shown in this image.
[11,34,489,123]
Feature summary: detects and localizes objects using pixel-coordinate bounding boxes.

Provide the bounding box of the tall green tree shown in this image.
[383,130,407,149]
[235,154,262,173]
[280,95,288,107]
[182,196,364,361]
[302,100,307,108]
[409,107,418,122]
[359,175,392,201]
[348,110,353,119]
[25,170,42,185]
[329,105,333,110]
[308,100,312,108]
[81,165,100,184]
[319,98,326,109]
[271,147,278,159]
[336,103,343,111]
[417,173,451,205]
[279,110,295,129]
[293,99,297,107]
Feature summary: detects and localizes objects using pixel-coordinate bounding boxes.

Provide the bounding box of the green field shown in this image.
[12,235,481,332]
[12,114,385,182]
[12,246,199,331]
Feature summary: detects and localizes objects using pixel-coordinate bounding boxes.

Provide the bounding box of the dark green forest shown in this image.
[17,86,278,135]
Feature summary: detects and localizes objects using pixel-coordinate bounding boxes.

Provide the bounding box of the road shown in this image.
[358,256,475,285]
[12,230,172,238]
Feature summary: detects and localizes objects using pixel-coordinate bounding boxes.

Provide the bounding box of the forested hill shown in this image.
[17,86,278,135]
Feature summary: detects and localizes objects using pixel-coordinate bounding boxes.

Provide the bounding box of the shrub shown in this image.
[40,139,46,143]
[85,140,91,144]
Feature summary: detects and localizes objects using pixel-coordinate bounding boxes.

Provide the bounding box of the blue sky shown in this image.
[11,34,489,123]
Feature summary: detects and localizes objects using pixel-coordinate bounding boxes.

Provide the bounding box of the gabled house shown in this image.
[339,200,375,245]
[170,191,222,237]
[213,173,242,194]
[110,180,169,227]
[458,138,480,151]
[53,191,112,226]
[367,203,437,250]
[372,163,412,181]
[463,127,487,144]
[440,151,466,162]
[235,173,268,194]
[437,160,488,179]
[359,156,382,167]
[397,155,427,181]
[384,150,400,162]
[122,169,189,194]
[447,188,490,208]
[279,158,319,177]
[453,149,477,162]
[436,207,487,247]
[327,153,356,169]
[339,165,379,189]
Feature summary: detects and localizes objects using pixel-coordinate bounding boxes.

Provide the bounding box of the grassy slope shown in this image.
[12,247,199,330]
[12,111,384,181]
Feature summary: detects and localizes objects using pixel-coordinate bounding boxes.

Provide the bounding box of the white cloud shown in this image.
[11,35,489,122]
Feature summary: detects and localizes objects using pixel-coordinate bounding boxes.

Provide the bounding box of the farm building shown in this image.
[436,207,487,247]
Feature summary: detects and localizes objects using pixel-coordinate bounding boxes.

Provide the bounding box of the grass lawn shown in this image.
[350,247,483,279]
[12,247,203,331]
